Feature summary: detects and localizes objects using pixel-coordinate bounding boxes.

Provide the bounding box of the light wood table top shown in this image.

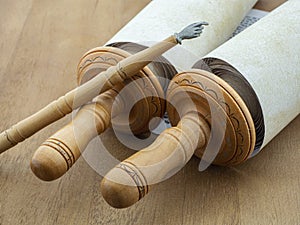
[0,0,298,224]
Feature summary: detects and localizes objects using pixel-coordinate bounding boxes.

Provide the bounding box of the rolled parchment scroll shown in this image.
[108,0,258,70]
[205,0,300,155]
[101,0,300,208]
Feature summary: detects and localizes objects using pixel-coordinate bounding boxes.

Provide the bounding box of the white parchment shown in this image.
[107,0,257,71]
[206,0,300,149]
[153,8,268,135]
[231,9,268,37]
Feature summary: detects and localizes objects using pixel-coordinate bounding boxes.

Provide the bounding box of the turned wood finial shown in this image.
[30,88,118,181]
[101,68,256,208]
[101,111,210,208]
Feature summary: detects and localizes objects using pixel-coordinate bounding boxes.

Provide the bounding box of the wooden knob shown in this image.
[31,88,118,181]
[101,112,210,208]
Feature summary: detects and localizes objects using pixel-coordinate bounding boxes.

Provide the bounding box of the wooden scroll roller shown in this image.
[30,43,177,181]
[28,0,259,181]
[101,1,300,208]
[0,22,207,154]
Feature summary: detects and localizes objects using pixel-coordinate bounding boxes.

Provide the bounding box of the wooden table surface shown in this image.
[0,0,298,224]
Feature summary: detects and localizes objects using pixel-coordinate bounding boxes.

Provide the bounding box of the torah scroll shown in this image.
[205,0,300,156]
[100,0,300,209]
[107,0,258,70]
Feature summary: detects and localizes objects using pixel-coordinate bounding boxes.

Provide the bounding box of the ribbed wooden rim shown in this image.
[76,46,165,134]
[194,58,265,157]
[167,69,256,165]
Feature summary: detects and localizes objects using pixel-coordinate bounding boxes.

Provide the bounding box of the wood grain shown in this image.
[0,0,298,225]
[254,0,286,11]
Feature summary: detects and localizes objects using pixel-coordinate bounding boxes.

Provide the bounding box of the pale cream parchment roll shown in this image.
[206,0,300,152]
[107,0,257,70]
